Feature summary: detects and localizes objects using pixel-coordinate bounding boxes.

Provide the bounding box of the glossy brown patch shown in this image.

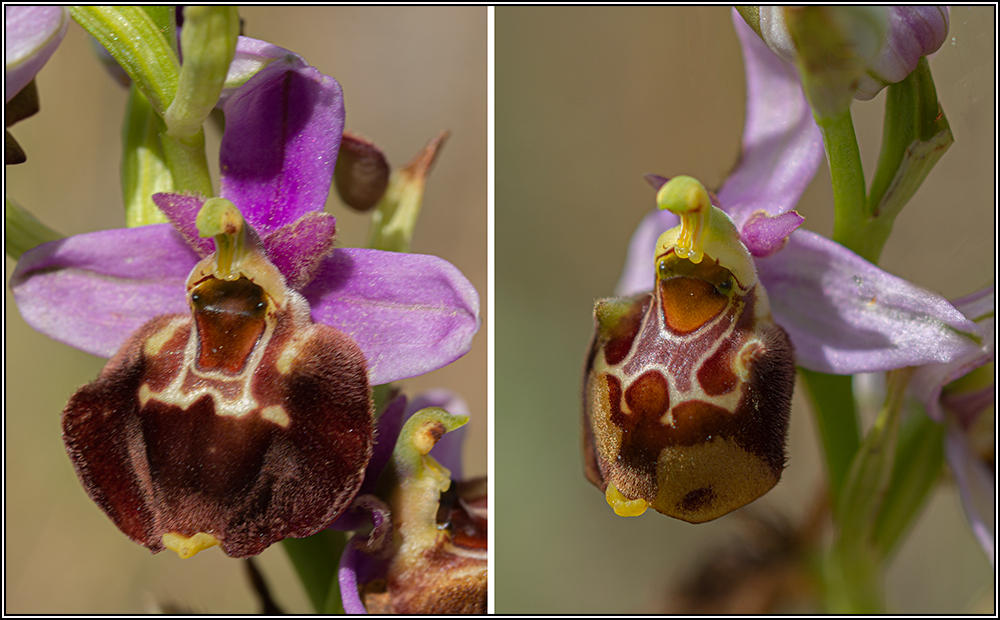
[191,277,267,374]
[659,277,728,334]
[670,400,733,445]
[441,479,488,552]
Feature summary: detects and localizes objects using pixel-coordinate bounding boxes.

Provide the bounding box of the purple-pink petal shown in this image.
[339,539,385,614]
[152,192,215,257]
[910,285,994,423]
[219,36,297,104]
[717,9,824,228]
[366,396,408,494]
[945,423,995,564]
[941,387,995,429]
[5,6,69,102]
[153,194,339,291]
[341,494,393,559]
[261,211,337,290]
[755,230,983,374]
[9,225,198,358]
[912,356,994,424]
[740,210,805,258]
[303,248,481,386]
[855,7,950,100]
[220,55,344,235]
[408,389,470,480]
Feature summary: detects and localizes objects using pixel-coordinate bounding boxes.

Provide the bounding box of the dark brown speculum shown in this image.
[584,185,795,523]
[62,202,373,558]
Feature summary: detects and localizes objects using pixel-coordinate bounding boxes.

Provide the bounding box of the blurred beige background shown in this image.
[496,6,993,614]
[5,7,486,614]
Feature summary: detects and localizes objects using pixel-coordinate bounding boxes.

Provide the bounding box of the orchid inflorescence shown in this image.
[583,7,992,613]
[7,6,484,614]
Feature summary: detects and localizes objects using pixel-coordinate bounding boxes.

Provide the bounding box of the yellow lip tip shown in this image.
[162,532,221,559]
[605,482,648,517]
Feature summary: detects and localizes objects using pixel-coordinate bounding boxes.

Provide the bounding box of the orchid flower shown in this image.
[10,53,480,386]
[910,286,995,561]
[338,391,487,614]
[9,44,479,560]
[616,10,980,376]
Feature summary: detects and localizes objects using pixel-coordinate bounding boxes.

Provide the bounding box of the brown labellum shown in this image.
[584,182,795,523]
[62,203,373,558]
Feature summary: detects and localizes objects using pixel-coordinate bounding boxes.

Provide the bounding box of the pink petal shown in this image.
[220,55,345,234]
[5,6,69,102]
[756,230,983,373]
[740,210,805,258]
[717,8,824,227]
[303,248,481,385]
[10,225,198,358]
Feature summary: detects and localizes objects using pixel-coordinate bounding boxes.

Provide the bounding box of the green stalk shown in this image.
[826,367,914,613]
[824,542,884,613]
[159,127,214,197]
[282,530,348,614]
[872,409,945,558]
[799,369,860,511]
[819,109,879,263]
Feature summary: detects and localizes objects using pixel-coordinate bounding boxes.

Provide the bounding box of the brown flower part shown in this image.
[583,177,794,523]
[6,80,39,165]
[334,131,391,211]
[61,199,373,558]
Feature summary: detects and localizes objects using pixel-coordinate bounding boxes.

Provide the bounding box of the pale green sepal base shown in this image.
[5,196,62,260]
[122,85,172,227]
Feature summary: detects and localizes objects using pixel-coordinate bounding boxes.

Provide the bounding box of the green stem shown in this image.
[872,409,945,558]
[799,368,860,512]
[826,367,913,613]
[819,108,879,263]
[159,126,214,197]
[281,530,348,614]
[824,542,884,613]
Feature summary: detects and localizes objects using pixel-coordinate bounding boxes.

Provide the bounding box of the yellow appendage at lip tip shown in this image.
[606,481,648,517]
[162,531,221,559]
[657,176,711,265]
